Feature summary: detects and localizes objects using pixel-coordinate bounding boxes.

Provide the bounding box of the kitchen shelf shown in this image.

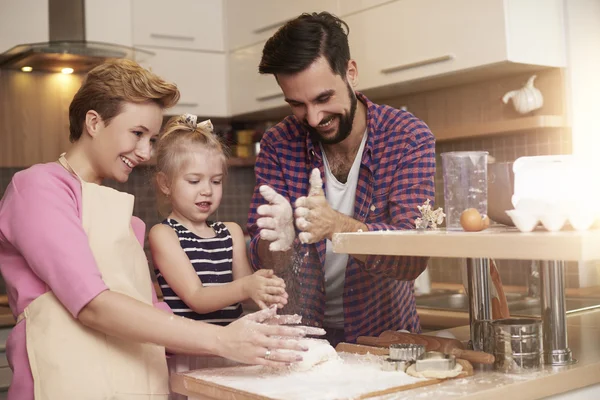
[227,156,256,167]
[332,226,600,262]
[431,115,568,141]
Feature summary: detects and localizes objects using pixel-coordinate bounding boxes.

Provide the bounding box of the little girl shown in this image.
[149,115,289,380]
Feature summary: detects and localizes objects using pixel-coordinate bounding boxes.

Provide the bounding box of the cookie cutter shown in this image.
[389,343,426,361]
[382,358,410,372]
[415,351,457,372]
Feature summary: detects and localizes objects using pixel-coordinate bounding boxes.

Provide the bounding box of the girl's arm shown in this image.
[226,222,288,310]
[149,223,270,313]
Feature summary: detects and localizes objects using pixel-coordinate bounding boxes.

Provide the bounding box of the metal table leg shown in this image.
[467,258,493,353]
[540,260,577,365]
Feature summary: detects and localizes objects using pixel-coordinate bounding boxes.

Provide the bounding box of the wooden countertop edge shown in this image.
[417,308,470,330]
[459,362,600,400]
[0,314,15,327]
[429,282,600,299]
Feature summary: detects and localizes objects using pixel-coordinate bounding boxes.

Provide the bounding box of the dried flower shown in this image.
[415,199,446,229]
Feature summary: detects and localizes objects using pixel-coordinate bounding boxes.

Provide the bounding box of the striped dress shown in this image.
[156,218,243,326]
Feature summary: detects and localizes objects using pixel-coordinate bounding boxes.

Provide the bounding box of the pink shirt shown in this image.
[0,162,170,400]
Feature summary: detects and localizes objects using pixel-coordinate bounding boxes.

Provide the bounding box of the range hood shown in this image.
[0,0,152,73]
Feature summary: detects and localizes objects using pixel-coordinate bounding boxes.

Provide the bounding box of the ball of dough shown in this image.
[286,339,339,372]
[405,362,463,379]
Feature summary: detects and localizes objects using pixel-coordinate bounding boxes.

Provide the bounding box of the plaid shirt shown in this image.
[247,93,435,342]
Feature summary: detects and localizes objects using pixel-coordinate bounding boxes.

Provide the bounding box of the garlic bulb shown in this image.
[502,75,544,114]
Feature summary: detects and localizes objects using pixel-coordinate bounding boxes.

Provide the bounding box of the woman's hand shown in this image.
[243,269,288,309]
[216,306,325,366]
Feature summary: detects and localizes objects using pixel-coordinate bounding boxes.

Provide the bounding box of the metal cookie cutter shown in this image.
[389,343,425,361]
[382,344,425,372]
[415,351,457,372]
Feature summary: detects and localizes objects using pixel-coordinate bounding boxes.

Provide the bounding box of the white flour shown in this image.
[184,353,427,400]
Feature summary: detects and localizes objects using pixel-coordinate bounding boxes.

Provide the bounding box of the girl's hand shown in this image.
[216,306,325,366]
[243,269,288,309]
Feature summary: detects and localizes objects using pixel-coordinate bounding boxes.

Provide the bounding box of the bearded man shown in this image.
[247,12,436,346]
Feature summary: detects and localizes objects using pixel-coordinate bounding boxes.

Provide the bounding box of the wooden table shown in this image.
[333,227,600,366]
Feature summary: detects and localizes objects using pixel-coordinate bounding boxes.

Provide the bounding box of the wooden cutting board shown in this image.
[171,344,473,400]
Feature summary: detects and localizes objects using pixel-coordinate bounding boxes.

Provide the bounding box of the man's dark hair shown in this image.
[259,12,350,77]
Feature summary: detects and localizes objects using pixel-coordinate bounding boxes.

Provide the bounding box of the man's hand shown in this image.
[256,185,296,251]
[294,168,340,243]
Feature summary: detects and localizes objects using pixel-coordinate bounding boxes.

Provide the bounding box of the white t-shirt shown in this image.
[320,131,368,328]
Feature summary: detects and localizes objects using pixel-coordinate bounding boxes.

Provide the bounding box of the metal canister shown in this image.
[492,318,542,373]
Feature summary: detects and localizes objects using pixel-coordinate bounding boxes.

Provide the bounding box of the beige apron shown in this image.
[19,155,169,399]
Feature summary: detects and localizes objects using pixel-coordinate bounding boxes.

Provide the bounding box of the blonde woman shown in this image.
[0,59,318,400]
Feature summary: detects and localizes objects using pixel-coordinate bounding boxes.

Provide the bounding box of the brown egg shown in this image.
[460,208,486,232]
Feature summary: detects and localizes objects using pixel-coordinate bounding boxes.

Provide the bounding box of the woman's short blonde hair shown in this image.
[68,59,180,142]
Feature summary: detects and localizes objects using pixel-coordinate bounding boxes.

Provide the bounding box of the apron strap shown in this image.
[58,153,83,181]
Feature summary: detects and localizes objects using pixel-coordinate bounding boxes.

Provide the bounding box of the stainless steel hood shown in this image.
[0,0,152,73]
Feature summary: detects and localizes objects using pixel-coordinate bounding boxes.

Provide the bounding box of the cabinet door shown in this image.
[0,71,78,167]
[0,0,49,53]
[132,0,224,52]
[229,42,286,116]
[138,48,228,117]
[85,0,133,47]
[338,0,395,16]
[226,0,338,51]
[346,0,507,92]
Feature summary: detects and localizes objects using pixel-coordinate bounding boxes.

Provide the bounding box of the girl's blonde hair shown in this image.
[154,114,229,215]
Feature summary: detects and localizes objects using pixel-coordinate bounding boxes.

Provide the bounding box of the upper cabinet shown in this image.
[346,0,566,94]
[337,0,395,16]
[0,0,49,54]
[229,41,286,116]
[85,0,133,47]
[132,0,224,52]
[130,0,228,117]
[138,47,229,117]
[225,0,338,51]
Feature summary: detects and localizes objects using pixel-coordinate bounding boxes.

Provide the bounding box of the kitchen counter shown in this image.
[173,309,600,399]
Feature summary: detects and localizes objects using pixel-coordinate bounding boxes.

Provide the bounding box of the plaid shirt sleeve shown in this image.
[358,116,436,280]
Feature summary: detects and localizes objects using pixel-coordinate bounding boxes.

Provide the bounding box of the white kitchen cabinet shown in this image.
[345,0,566,93]
[228,41,287,116]
[337,0,395,16]
[138,47,228,117]
[0,0,49,54]
[85,0,133,47]
[225,0,338,51]
[132,0,224,52]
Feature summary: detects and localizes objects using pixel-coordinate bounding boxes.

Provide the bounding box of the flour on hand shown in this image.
[257,185,296,251]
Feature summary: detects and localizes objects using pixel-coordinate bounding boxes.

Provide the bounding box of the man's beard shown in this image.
[306,83,358,146]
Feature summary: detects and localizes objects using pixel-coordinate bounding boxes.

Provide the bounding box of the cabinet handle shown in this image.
[256,92,284,102]
[253,19,290,34]
[150,33,195,42]
[177,102,199,107]
[381,54,454,74]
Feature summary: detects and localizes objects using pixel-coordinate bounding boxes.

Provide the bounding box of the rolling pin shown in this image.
[356,330,495,364]
[490,259,511,320]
